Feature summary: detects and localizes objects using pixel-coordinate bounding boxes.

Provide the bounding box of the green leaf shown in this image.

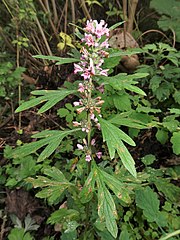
[169,108,180,115]
[33,55,80,64]
[141,154,156,166]
[15,89,77,113]
[47,209,80,224]
[13,129,80,162]
[58,108,69,117]
[105,73,147,96]
[119,228,130,240]
[97,173,118,238]
[8,228,33,240]
[27,167,73,204]
[156,129,168,144]
[98,168,132,203]
[61,230,77,240]
[109,114,148,129]
[109,21,125,30]
[135,186,166,226]
[99,118,135,149]
[112,94,131,111]
[171,132,180,155]
[173,91,180,104]
[153,178,180,203]
[79,167,96,203]
[99,117,137,177]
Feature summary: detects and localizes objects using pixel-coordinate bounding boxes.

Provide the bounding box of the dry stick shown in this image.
[44,0,50,12]
[127,0,138,33]
[122,0,127,48]
[64,0,68,34]
[171,28,176,48]
[51,0,58,24]
[78,0,91,20]
[31,34,43,55]
[57,4,66,32]
[38,0,59,41]
[15,24,22,130]
[70,0,76,35]
[0,215,7,240]
[35,17,53,56]
[137,29,172,43]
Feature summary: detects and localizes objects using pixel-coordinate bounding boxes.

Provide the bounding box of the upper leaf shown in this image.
[33,55,80,64]
[27,167,74,205]
[13,129,80,162]
[15,89,77,113]
[98,117,137,177]
[135,186,167,226]
[97,174,118,238]
[103,73,147,95]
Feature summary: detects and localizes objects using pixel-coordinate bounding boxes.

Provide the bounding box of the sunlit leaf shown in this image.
[171,131,180,155]
[98,168,132,203]
[13,129,80,162]
[96,174,118,238]
[79,167,96,203]
[15,89,77,113]
[33,55,80,64]
[47,209,80,224]
[98,117,137,177]
[27,167,74,205]
[135,186,167,226]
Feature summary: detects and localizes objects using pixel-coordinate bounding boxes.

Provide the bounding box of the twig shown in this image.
[44,0,50,12]
[171,28,176,48]
[0,215,7,240]
[64,0,68,34]
[70,0,76,34]
[122,0,127,48]
[127,0,138,33]
[38,0,59,40]
[78,0,91,20]
[51,0,58,24]
[35,17,53,56]
[137,29,171,43]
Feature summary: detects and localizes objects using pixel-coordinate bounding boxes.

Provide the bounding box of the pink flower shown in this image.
[96,151,102,159]
[74,63,83,74]
[82,127,89,133]
[90,113,95,120]
[84,20,96,34]
[85,154,92,162]
[81,69,91,80]
[73,121,81,127]
[96,84,104,93]
[100,39,109,48]
[78,83,85,93]
[89,58,95,76]
[91,138,96,146]
[77,144,84,150]
[94,20,109,38]
[84,20,109,38]
[73,101,81,106]
[99,69,108,76]
[83,34,96,47]
[96,123,101,130]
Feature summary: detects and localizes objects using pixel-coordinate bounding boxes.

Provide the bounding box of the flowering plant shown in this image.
[14,20,149,238]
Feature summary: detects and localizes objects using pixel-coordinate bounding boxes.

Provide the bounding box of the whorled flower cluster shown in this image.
[73,20,110,162]
[74,19,110,81]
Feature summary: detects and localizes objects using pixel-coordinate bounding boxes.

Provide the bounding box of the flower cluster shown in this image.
[74,20,110,80]
[77,138,102,162]
[73,20,110,162]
